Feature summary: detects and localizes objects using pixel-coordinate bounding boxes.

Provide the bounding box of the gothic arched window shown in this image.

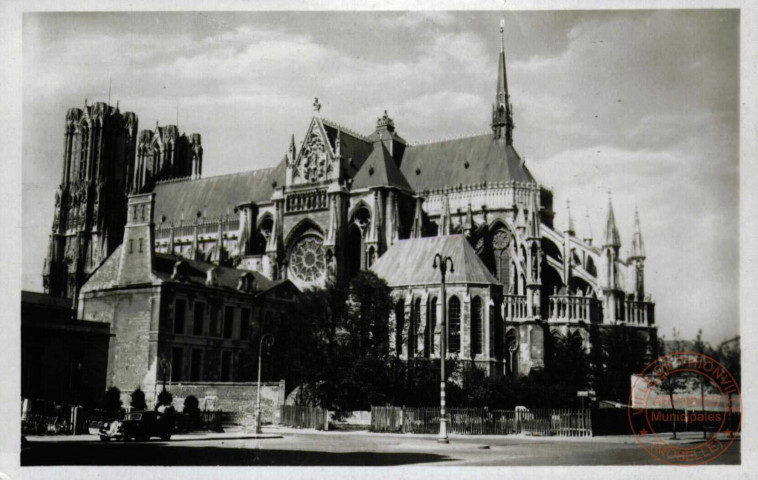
[448,296,461,354]
[395,299,405,356]
[426,297,437,356]
[471,296,483,356]
[409,297,421,357]
[505,329,519,376]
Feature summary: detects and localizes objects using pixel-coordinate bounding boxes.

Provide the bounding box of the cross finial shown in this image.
[500,19,505,52]
[313,97,321,114]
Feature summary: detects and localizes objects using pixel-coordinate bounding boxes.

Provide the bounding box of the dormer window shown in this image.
[206,266,219,287]
[171,260,189,281]
[237,272,257,293]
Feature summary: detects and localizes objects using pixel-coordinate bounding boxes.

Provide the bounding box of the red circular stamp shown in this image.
[628,352,741,466]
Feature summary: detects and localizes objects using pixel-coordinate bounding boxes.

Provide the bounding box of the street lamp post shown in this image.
[255,333,275,434]
[433,253,454,444]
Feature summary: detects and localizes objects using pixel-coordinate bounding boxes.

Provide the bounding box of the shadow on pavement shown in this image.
[21,441,456,466]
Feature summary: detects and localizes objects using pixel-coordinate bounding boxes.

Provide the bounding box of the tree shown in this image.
[713,336,740,435]
[346,271,394,357]
[546,331,592,406]
[284,272,396,412]
[130,388,147,411]
[596,326,649,402]
[183,395,200,415]
[654,362,687,439]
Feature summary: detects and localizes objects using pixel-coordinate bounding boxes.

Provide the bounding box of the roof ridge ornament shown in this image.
[313,97,322,116]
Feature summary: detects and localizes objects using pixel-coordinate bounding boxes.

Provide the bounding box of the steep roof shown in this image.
[152,253,287,294]
[321,118,374,178]
[603,198,622,248]
[152,160,286,224]
[81,244,291,295]
[399,134,536,192]
[351,142,412,191]
[370,235,499,287]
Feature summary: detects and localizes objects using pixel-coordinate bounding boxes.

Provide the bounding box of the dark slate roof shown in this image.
[22,290,72,309]
[400,134,537,192]
[321,119,374,178]
[152,253,285,293]
[370,235,500,287]
[351,142,412,191]
[366,128,408,146]
[152,160,286,224]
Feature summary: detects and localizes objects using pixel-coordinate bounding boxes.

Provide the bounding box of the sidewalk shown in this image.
[263,424,739,446]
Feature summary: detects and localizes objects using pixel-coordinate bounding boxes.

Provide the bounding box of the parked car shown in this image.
[101,411,174,442]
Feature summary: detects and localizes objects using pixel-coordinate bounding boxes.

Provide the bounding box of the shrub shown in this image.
[157,389,173,407]
[102,386,122,412]
[130,387,147,410]
[183,395,200,415]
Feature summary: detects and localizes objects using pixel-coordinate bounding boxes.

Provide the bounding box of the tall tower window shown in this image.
[471,296,483,356]
[395,299,405,356]
[448,296,461,354]
[409,298,421,357]
[426,297,437,356]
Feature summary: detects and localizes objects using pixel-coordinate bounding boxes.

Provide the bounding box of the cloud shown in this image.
[21,11,740,344]
[377,11,455,29]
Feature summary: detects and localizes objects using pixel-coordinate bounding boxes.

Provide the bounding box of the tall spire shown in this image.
[582,209,593,245]
[630,205,646,259]
[440,194,452,236]
[492,19,514,144]
[288,134,296,165]
[463,202,474,237]
[411,197,424,239]
[565,200,575,236]
[602,192,621,249]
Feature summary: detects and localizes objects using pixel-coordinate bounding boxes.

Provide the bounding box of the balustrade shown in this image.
[503,294,528,321]
[548,295,599,323]
[624,300,654,326]
[286,189,328,213]
[154,216,239,239]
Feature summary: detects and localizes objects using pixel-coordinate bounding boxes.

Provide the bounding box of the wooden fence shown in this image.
[371,406,592,437]
[281,405,329,430]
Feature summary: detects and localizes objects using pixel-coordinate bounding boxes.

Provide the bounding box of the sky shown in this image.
[21,10,739,344]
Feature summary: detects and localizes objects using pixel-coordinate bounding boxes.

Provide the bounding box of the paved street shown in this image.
[21,428,740,466]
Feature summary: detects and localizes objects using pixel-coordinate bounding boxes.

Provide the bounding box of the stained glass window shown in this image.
[472,296,483,356]
[448,296,461,354]
[289,235,326,284]
[427,297,437,356]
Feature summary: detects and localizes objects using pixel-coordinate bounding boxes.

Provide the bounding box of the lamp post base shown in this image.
[438,419,449,444]
[254,411,262,434]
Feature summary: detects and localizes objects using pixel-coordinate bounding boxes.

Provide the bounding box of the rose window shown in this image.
[492,230,511,250]
[289,235,326,284]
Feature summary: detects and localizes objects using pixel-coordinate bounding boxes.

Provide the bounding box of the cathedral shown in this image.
[46,23,657,382]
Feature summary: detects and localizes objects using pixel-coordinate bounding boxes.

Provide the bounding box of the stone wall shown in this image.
[79,288,159,391]
[153,381,286,425]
